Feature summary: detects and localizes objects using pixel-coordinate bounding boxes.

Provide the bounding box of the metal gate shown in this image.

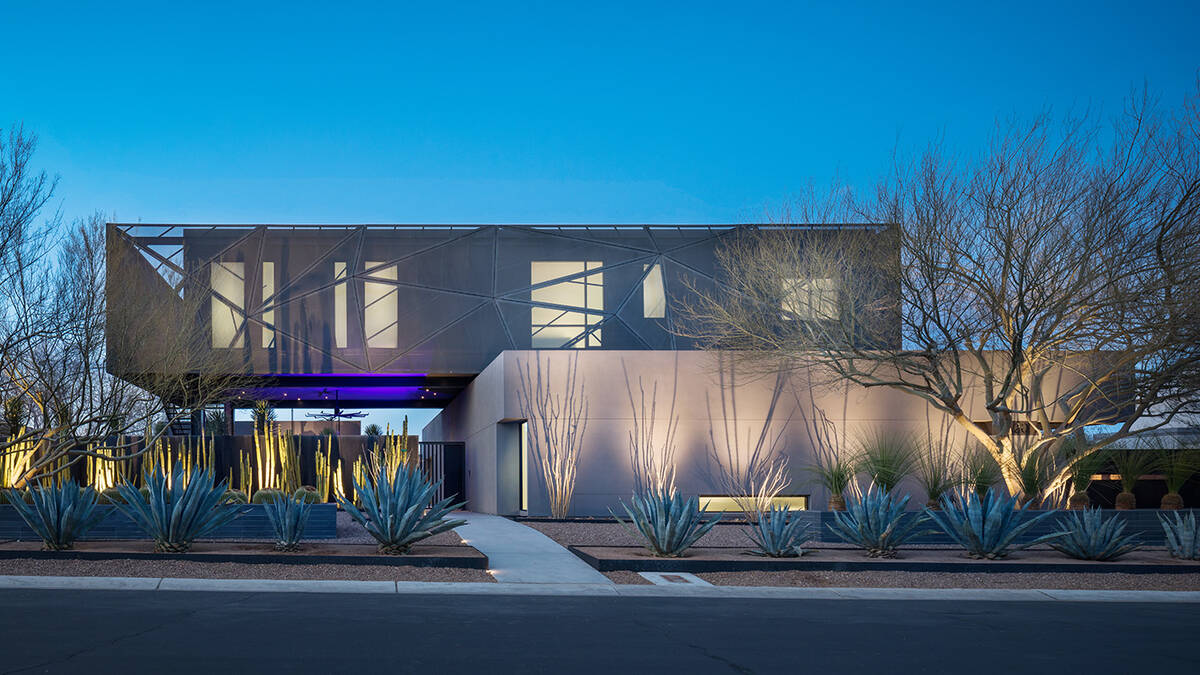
[418,441,466,507]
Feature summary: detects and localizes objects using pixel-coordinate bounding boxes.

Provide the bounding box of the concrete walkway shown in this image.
[455,512,612,584]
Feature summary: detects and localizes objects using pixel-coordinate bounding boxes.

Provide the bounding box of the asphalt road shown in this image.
[0,590,1194,674]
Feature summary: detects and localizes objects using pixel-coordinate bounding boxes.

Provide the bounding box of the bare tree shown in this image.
[622,355,680,497]
[516,353,589,517]
[679,89,1200,500]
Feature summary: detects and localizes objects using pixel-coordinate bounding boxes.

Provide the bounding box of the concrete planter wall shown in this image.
[0,503,338,541]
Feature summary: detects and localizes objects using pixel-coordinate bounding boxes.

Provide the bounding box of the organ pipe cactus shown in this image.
[613,490,720,558]
[827,487,928,558]
[338,464,466,555]
[927,488,1063,559]
[2,480,106,550]
[113,466,243,553]
[1050,509,1141,561]
[746,505,813,557]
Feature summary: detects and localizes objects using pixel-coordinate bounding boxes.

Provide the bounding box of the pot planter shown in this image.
[1114,492,1136,510]
[827,494,846,511]
[1160,492,1184,510]
[924,499,941,510]
[1067,493,1091,510]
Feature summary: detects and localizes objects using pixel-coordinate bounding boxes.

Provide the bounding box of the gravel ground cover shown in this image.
[0,558,494,582]
[695,570,1200,590]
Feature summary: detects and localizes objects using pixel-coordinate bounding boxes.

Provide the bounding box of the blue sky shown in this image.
[3,1,1197,430]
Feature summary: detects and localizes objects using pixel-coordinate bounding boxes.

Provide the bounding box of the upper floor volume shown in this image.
[106,223,898,378]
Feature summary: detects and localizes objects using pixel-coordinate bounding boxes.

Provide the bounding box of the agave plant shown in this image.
[1050,509,1141,561]
[263,495,312,552]
[613,490,720,558]
[827,487,927,558]
[927,488,1063,559]
[2,480,106,550]
[854,430,917,494]
[113,465,243,553]
[338,464,465,555]
[745,505,813,557]
[1160,511,1200,560]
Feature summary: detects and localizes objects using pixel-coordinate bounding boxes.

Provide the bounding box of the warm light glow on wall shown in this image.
[211,261,246,348]
[364,261,398,349]
[334,262,348,348]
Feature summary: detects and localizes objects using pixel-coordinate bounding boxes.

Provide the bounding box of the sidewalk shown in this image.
[455,512,611,584]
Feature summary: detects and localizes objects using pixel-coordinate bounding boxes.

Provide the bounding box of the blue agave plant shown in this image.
[827,487,928,557]
[113,465,243,553]
[1160,511,1200,560]
[338,464,466,554]
[2,480,106,550]
[927,488,1063,559]
[613,490,720,557]
[1050,509,1141,561]
[746,505,813,557]
[263,495,312,552]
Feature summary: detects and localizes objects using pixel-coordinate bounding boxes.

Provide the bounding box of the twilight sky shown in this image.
[3,1,1197,429]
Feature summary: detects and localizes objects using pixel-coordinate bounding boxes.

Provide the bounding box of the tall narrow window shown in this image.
[210,261,245,348]
[364,261,398,348]
[519,420,528,511]
[530,261,603,348]
[642,263,665,318]
[781,277,838,321]
[261,261,275,349]
[334,262,347,348]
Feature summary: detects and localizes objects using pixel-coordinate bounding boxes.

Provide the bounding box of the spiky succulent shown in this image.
[2,480,106,550]
[613,490,720,558]
[827,487,928,558]
[113,465,243,553]
[745,505,812,557]
[1160,511,1200,560]
[1050,509,1141,561]
[338,464,465,555]
[927,488,1063,559]
[263,495,312,552]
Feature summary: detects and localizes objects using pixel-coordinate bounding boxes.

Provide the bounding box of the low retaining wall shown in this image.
[0,504,338,541]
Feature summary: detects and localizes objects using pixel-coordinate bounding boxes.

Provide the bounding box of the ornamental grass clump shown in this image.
[338,464,465,555]
[827,487,927,558]
[1050,509,1141,561]
[854,430,916,494]
[1160,511,1200,560]
[2,480,106,551]
[613,490,720,558]
[263,495,312,552]
[746,505,813,557]
[927,488,1063,560]
[113,466,243,553]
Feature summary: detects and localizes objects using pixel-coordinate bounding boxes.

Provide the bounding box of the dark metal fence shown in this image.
[419,442,466,507]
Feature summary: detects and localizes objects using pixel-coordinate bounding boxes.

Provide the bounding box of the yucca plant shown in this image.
[113,465,243,553]
[1016,450,1053,508]
[807,453,855,511]
[613,490,721,557]
[1050,509,1141,561]
[855,430,917,494]
[927,488,1063,559]
[338,464,465,555]
[1065,449,1107,510]
[914,440,959,509]
[2,480,106,550]
[263,495,312,552]
[1160,511,1200,560]
[1110,450,1156,510]
[827,487,928,558]
[1156,449,1198,510]
[745,505,812,557]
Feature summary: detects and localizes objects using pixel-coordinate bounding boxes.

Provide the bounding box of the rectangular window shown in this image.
[781,277,838,321]
[334,262,347,348]
[261,262,275,349]
[364,261,398,349]
[210,261,245,348]
[530,261,603,348]
[519,420,528,512]
[699,495,809,512]
[642,263,665,318]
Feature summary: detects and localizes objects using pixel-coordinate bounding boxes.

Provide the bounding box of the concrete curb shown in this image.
[1,575,1198,602]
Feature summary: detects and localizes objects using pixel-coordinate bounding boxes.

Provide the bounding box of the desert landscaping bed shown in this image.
[573,545,1200,575]
[599,569,1200,590]
[0,557,494,582]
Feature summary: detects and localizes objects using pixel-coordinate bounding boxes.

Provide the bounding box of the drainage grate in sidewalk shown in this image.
[637,572,713,587]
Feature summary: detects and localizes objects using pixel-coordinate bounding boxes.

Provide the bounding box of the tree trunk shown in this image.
[1160,492,1184,510]
[1115,492,1136,510]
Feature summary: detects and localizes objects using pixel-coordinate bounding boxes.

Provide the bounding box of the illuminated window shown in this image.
[699,495,809,512]
[782,278,838,321]
[210,261,245,348]
[519,420,528,511]
[530,261,603,348]
[642,263,665,318]
[261,262,275,349]
[364,261,398,348]
[334,262,347,348]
